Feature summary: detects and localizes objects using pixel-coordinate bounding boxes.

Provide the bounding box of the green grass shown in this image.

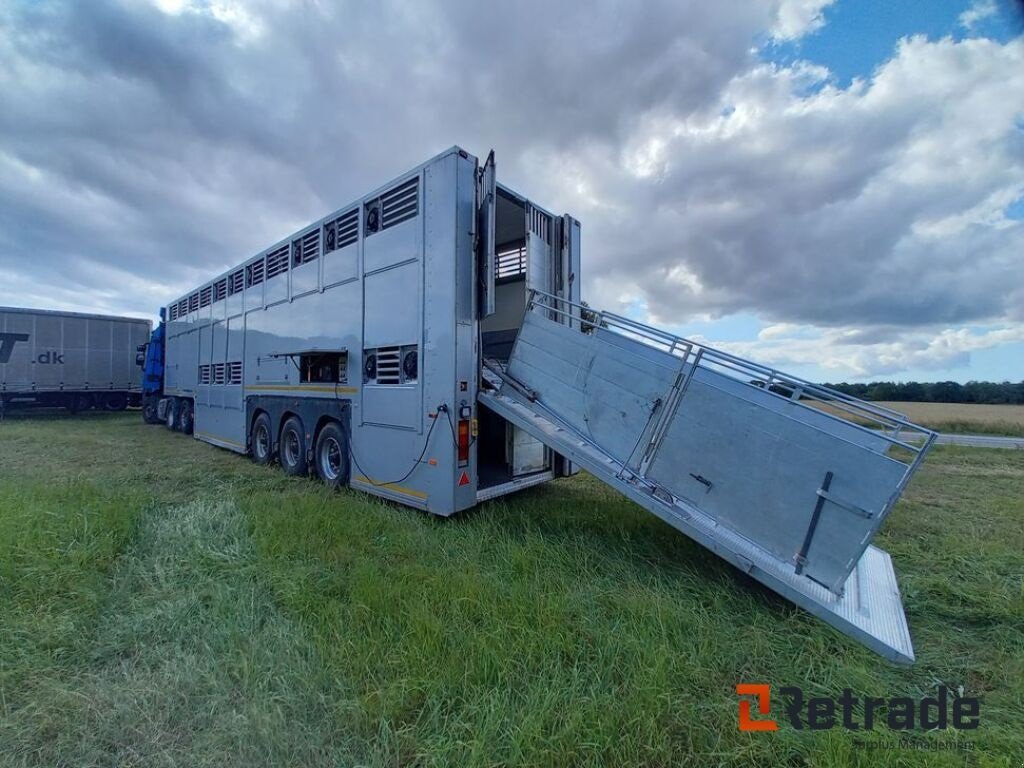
[1,413,1022,766]
[924,420,1024,438]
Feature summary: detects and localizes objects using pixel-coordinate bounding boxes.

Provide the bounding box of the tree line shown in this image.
[822,380,1024,405]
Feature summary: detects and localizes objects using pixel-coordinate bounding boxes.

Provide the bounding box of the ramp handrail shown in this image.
[526,289,937,469]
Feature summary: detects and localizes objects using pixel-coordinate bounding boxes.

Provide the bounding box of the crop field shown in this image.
[0,412,1021,766]
[872,402,1024,438]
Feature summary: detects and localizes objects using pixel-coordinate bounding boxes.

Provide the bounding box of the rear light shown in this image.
[457,419,470,467]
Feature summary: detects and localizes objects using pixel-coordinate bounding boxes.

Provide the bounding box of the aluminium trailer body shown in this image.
[0,306,151,413]
[157,147,576,514]
[153,146,935,662]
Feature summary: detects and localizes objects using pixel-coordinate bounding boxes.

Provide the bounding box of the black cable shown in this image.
[339,394,445,488]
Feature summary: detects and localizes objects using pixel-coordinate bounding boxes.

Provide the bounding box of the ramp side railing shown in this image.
[525,290,937,487]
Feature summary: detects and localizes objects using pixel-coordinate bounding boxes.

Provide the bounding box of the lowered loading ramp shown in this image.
[480,291,936,663]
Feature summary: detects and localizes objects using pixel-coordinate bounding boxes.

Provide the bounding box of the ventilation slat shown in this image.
[213,279,228,301]
[266,245,289,280]
[293,230,320,266]
[379,177,419,230]
[375,347,402,384]
[199,285,212,308]
[228,270,244,295]
[247,260,265,287]
[325,209,359,253]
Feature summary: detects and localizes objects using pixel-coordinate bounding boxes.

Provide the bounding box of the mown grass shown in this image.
[872,402,1024,438]
[1,413,1022,766]
[809,401,1024,438]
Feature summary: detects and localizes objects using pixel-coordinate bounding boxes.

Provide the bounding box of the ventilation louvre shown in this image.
[199,285,213,308]
[293,229,320,266]
[375,346,402,384]
[326,209,359,252]
[228,269,244,295]
[265,245,289,280]
[213,278,228,302]
[529,207,550,243]
[380,177,419,230]
[212,363,226,385]
[246,260,265,287]
[497,245,527,280]
[227,361,243,384]
[198,364,211,384]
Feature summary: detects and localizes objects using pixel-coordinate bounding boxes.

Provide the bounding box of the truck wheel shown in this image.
[314,422,349,489]
[177,399,194,434]
[68,394,93,413]
[103,393,128,411]
[142,396,161,424]
[165,398,178,430]
[250,412,273,465]
[280,417,308,476]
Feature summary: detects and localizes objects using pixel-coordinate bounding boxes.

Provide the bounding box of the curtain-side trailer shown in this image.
[0,306,151,413]
[145,146,936,663]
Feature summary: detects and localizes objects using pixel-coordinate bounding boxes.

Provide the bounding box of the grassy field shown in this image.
[870,402,1024,438]
[0,413,1021,766]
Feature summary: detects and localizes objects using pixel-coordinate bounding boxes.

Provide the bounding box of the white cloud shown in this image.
[0,0,1020,379]
[772,0,835,40]
[960,0,998,31]
[707,324,1024,377]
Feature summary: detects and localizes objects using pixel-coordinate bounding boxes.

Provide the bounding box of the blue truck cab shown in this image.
[137,308,166,423]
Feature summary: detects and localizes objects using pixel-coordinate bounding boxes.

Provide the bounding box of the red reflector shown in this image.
[457,419,470,467]
[458,471,470,486]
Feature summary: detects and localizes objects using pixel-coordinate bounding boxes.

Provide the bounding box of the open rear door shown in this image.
[477,150,496,318]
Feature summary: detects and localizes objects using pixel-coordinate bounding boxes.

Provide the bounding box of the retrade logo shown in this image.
[736,684,980,732]
[0,333,29,364]
[737,684,779,732]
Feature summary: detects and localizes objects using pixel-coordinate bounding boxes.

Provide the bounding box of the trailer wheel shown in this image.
[280,417,308,476]
[314,422,349,489]
[165,398,178,430]
[103,393,128,411]
[178,399,194,434]
[68,394,93,413]
[250,412,273,465]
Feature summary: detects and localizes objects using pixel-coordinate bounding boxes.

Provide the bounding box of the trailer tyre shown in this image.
[314,422,349,489]
[165,398,178,431]
[68,394,93,414]
[280,417,308,476]
[250,412,273,465]
[177,399,194,434]
[103,393,128,412]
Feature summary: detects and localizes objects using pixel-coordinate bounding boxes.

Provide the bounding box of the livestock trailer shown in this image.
[147,146,937,663]
[0,306,151,413]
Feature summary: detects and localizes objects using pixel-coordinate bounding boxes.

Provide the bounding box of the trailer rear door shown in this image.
[477,151,496,318]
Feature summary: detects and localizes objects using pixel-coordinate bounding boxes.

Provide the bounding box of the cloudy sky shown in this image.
[1,0,1022,383]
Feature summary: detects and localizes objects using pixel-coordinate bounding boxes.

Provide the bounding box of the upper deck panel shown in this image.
[165,146,475,315]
